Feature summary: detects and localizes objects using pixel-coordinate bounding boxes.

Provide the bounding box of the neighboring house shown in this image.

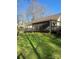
[24,23,33,32]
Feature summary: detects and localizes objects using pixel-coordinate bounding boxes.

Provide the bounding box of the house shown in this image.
[26,14,61,33]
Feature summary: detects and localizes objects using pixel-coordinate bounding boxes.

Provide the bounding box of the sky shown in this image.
[17,0,61,21]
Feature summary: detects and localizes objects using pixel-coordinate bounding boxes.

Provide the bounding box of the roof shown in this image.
[32,14,60,24]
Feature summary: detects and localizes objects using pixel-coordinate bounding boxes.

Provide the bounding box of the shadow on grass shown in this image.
[17,53,26,59]
[26,33,41,59]
[35,34,54,59]
[42,33,61,47]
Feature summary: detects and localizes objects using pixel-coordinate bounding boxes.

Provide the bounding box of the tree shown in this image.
[26,0,45,21]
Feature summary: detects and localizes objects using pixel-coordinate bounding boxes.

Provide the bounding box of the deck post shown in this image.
[49,20,52,33]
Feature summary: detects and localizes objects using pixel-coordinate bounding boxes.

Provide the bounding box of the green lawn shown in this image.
[17,32,61,59]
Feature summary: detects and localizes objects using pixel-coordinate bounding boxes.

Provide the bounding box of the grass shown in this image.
[17,32,61,59]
